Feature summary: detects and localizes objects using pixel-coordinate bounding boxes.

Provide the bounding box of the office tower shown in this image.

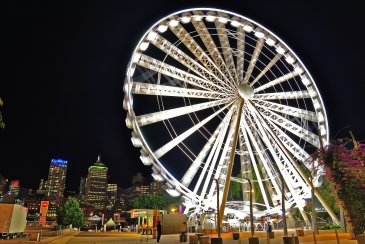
[106,183,118,211]
[78,177,86,201]
[139,185,149,195]
[38,179,45,190]
[46,158,68,218]
[115,187,129,211]
[149,180,166,194]
[85,155,108,210]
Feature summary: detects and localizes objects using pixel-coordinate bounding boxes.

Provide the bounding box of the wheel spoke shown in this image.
[246,102,309,207]
[249,100,311,162]
[191,11,236,85]
[239,122,272,209]
[243,38,265,83]
[153,103,231,159]
[250,53,283,86]
[254,71,299,93]
[236,27,245,80]
[137,54,226,92]
[169,22,235,92]
[253,114,311,164]
[251,102,320,147]
[131,82,224,99]
[242,116,282,198]
[180,114,226,187]
[148,32,230,89]
[136,99,228,126]
[252,100,318,122]
[197,112,233,200]
[215,19,237,81]
[254,90,310,100]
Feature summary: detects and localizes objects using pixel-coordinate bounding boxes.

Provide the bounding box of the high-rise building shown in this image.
[85,155,108,210]
[46,158,68,219]
[115,188,129,211]
[139,185,150,195]
[106,183,118,211]
[38,179,45,190]
[149,180,166,194]
[78,177,86,201]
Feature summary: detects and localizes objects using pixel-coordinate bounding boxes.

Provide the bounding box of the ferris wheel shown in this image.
[123,8,335,224]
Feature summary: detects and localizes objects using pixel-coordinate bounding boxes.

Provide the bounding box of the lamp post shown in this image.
[279,172,288,236]
[242,177,254,237]
[215,178,221,238]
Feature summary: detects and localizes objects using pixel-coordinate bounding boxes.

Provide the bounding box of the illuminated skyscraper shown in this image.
[106,183,118,211]
[85,155,108,210]
[78,177,86,202]
[46,158,68,218]
[38,179,45,190]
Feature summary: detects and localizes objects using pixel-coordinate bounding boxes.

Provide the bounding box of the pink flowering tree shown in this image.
[312,140,365,236]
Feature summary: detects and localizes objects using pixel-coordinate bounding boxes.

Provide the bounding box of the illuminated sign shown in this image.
[51,159,68,166]
[39,216,46,225]
[40,201,49,216]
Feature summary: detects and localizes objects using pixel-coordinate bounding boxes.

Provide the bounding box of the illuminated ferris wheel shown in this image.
[123,8,337,224]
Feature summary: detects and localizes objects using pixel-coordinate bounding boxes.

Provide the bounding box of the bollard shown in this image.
[189,235,198,244]
[199,236,209,244]
[211,237,223,244]
[296,229,304,236]
[291,234,300,244]
[248,237,259,244]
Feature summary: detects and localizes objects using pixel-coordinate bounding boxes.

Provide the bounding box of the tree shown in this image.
[131,192,180,210]
[229,176,242,200]
[57,197,85,228]
[313,139,365,236]
[0,97,5,129]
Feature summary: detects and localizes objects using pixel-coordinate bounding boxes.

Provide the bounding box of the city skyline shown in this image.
[0,156,152,193]
[2,1,365,192]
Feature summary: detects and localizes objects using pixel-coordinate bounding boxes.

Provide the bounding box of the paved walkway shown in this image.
[1,229,359,244]
[38,229,359,244]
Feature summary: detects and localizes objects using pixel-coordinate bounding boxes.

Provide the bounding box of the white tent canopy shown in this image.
[105,218,116,226]
[87,215,102,221]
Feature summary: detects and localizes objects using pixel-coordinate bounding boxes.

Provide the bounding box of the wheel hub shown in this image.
[238,83,254,99]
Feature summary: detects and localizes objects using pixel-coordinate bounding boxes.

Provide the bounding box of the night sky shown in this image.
[2,1,365,191]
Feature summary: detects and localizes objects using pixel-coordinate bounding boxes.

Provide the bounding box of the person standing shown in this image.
[157,220,162,242]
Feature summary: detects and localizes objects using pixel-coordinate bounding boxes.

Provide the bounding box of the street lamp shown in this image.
[242,177,254,237]
[278,172,288,236]
[215,178,221,238]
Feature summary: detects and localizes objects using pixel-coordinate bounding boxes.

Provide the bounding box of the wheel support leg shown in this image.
[218,99,244,226]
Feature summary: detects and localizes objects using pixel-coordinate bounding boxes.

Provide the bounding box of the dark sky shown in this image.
[2,1,365,191]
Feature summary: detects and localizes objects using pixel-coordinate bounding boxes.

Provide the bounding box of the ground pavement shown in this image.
[0,229,359,244]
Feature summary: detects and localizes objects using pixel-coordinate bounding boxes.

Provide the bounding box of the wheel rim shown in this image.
[123,8,328,219]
